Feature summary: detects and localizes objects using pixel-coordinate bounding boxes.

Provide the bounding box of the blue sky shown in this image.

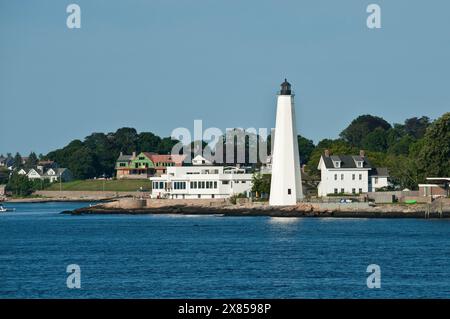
[1,0,449,155]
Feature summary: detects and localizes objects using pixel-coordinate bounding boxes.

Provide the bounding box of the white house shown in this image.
[17,167,72,182]
[150,162,253,199]
[25,168,43,180]
[317,150,389,197]
[370,167,390,192]
[43,168,73,182]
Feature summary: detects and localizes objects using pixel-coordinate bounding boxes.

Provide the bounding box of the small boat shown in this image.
[0,205,15,213]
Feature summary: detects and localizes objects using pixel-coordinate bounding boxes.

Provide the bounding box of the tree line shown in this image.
[3,112,449,190]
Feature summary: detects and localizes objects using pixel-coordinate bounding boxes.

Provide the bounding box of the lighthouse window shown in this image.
[287,189,291,195]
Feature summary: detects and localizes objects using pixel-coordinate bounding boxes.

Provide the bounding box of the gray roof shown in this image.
[370,167,389,177]
[117,154,133,161]
[322,155,372,169]
[43,168,69,176]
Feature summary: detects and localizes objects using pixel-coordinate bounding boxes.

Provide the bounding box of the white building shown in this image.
[269,79,303,206]
[317,150,389,197]
[18,168,43,180]
[150,162,253,199]
[17,167,72,182]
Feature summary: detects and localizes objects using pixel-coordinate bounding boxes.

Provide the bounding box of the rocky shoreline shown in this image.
[63,199,450,219]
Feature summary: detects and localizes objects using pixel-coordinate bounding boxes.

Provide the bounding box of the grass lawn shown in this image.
[45,179,152,192]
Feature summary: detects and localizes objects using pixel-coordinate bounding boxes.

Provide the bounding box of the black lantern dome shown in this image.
[280,78,291,95]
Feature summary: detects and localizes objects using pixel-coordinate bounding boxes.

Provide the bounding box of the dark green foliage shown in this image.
[404,116,430,139]
[251,173,271,197]
[304,113,449,190]
[6,172,33,196]
[361,127,388,152]
[297,135,315,165]
[0,168,9,184]
[13,152,23,169]
[25,152,39,169]
[46,128,180,179]
[38,113,448,191]
[340,115,391,147]
[417,113,450,177]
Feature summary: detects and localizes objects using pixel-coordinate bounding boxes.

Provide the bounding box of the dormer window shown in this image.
[357,161,363,168]
[333,161,341,168]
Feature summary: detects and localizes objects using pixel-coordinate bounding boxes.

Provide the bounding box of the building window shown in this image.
[222,181,229,185]
[341,174,344,180]
[352,174,355,180]
[288,189,291,195]
[214,181,217,188]
[341,188,344,193]
[334,174,337,181]
[374,177,378,184]
[334,188,338,194]
[359,174,362,180]
[198,194,201,198]
[359,188,362,193]
[352,188,356,194]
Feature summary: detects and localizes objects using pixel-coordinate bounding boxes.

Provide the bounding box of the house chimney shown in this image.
[120,151,123,156]
[132,151,136,158]
[360,150,365,158]
[324,149,330,157]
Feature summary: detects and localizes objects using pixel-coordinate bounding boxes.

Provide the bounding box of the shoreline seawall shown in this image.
[62,198,450,219]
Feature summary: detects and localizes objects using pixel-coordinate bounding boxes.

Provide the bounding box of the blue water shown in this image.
[0,202,449,298]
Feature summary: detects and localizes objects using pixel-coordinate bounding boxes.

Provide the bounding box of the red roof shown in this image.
[145,153,186,165]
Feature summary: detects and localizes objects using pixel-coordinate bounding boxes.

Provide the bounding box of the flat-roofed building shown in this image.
[150,164,253,199]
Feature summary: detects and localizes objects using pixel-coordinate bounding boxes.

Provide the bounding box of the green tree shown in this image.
[13,152,23,169]
[386,155,422,190]
[361,127,388,152]
[25,152,39,168]
[84,133,115,177]
[113,127,139,154]
[158,137,179,155]
[404,116,430,139]
[138,132,161,153]
[6,172,33,196]
[0,168,9,184]
[387,135,415,155]
[297,135,315,165]
[418,113,450,177]
[251,173,271,197]
[340,114,391,147]
[68,147,98,179]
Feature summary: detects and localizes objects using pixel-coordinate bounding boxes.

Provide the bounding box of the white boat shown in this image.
[0,205,15,213]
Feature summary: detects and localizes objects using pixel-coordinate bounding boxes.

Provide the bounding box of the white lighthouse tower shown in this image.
[269,79,303,206]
